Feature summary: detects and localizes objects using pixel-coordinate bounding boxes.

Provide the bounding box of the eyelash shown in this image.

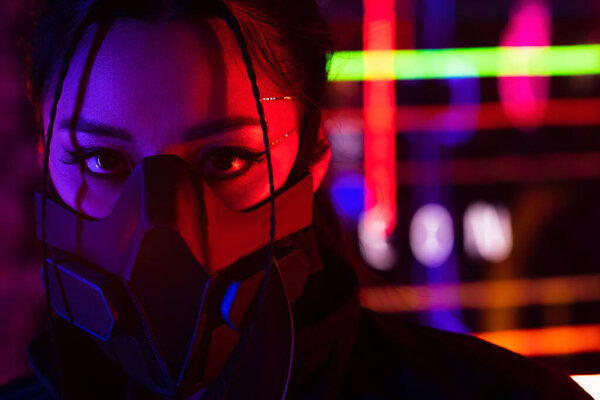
[60,146,130,181]
[197,146,266,181]
[59,146,266,181]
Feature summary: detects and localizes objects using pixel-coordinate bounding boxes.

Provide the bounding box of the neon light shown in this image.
[323,99,600,134]
[473,324,600,356]
[409,204,455,268]
[330,151,600,186]
[360,273,600,312]
[327,45,600,81]
[394,151,600,185]
[571,375,600,399]
[329,172,365,221]
[358,214,396,271]
[361,0,397,245]
[463,202,513,263]
[498,0,551,130]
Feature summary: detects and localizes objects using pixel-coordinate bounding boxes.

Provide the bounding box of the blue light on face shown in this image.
[329,172,365,222]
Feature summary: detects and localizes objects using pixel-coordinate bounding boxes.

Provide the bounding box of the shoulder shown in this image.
[339,309,592,400]
[0,375,53,400]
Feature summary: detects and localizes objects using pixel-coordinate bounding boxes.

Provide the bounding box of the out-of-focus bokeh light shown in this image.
[328,45,600,81]
[464,202,513,263]
[474,324,600,356]
[362,0,397,242]
[409,204,454,268]
[499,0,551,131]
[428,75,480,146]
[361,273,600,312]
[329,173,365,222]
[323,98,600,136]
[571,375,600,400]
[358,207,396,271]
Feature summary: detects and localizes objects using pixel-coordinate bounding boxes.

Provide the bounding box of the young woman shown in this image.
[2,0,592,399]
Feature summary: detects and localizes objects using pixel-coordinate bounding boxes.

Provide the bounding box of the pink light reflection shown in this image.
[499,0,551,132]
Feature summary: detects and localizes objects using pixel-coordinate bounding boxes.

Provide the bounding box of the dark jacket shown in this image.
[0,248,592,400]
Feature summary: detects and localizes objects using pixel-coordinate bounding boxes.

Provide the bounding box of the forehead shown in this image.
[46,18,276,143]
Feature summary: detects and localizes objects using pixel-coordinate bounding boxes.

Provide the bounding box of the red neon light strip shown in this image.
[333,151,600,185]
[363,0,397,236]
[474,324,600,357]
[324,99,600,133]
[395,151,600,185]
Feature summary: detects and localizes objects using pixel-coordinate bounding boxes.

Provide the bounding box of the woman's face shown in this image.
[42,18,300,218]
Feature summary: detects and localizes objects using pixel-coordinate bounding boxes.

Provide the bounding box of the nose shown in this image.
[136,155,207,265]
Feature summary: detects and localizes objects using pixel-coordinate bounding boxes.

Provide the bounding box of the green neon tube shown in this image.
[327,45,600,81]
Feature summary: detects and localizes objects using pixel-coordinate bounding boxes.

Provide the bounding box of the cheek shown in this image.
[48,143,121,219]
[49,166,122,218]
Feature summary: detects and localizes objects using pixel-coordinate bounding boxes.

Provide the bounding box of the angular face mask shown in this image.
[36,154,316,399]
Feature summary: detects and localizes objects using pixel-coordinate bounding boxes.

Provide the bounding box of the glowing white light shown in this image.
[464,202,513,263]
[358,208,396,271]
[328,129,364,162]
[409,204,454,268]
[571,375,600,399]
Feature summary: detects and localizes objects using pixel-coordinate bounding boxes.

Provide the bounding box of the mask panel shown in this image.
[36,154,314,399]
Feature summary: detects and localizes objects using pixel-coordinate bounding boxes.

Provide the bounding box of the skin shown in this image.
[42,18,328,219]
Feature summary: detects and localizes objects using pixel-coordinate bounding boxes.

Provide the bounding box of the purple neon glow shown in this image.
[409,203,455,268]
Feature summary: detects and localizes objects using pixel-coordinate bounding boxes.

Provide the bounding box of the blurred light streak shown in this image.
[473,324,600,356]
[361,0,397,245]
[327,45,600,81]
[329,172,365,221]
[571,375,600,400]
[409,204,454,268]
[407,1,468,334]
[332,151,600,186]
[422,0,455,49]
[464,202,513,263]
[395,152,600,185]
[360,273,600,312]
[427,76,480,146]
[499,0,551,131]
[323,99,600,133]
[358,212,396,271]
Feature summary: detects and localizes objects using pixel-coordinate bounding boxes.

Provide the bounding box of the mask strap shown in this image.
[41,4,103,398]
[217,4,294,400]
[289,106,321,186]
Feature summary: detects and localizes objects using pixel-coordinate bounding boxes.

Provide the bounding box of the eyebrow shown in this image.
[59,118,132,141]
[59,116,262,142]
[183,116,261,141]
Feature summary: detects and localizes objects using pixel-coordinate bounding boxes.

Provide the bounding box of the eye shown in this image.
[85,151,125,174]
[199,147,265,180]
[61,146,131,179]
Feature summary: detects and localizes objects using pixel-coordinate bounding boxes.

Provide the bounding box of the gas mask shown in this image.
[36,154,319,399]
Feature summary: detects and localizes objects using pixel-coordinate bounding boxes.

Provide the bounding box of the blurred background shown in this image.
[1,0,599,396]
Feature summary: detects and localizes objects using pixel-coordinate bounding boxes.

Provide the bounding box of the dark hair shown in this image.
[27,0,334,195]
[27,0,331,122]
